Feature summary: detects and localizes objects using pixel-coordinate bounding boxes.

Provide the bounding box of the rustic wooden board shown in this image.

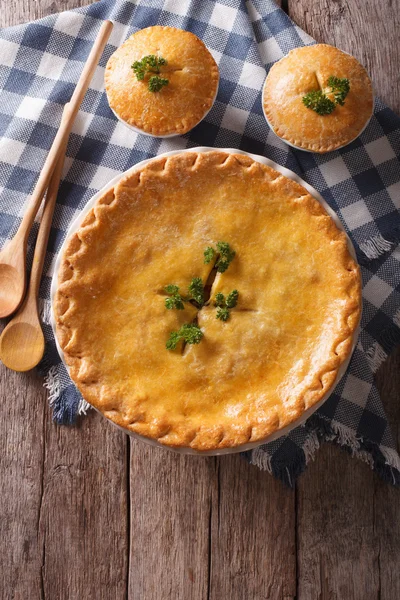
[39,411,128,600]
[0,355,129,599]
[209,455,296,600]
[291,1,400,598]
[1,0,95,27]
[128,442,214,599]
[373,347,400,600]
[1,1,400,600]
[0,367,47,598]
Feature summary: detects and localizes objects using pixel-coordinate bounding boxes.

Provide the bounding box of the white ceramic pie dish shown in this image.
[110,79,219,138]
[50,147,361,455]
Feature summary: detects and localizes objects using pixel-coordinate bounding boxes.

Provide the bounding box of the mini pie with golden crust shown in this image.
[263,44,374,153]
[54,151,361,451]
[105,26,219,136]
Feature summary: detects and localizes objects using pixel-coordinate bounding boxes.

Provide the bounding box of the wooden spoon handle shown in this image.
[16,19,113,246]
[28,104,71,301]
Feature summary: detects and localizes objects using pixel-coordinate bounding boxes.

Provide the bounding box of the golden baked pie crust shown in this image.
[263,44,374,153]
[105,26,219,136]
[54,151,361,451]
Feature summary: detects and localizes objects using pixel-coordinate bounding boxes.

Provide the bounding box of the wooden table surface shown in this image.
[1,1,400,598]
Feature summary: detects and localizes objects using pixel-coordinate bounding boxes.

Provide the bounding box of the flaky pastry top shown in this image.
[105,26,219,136]
[263,44,373,152]
[54,151,361,451]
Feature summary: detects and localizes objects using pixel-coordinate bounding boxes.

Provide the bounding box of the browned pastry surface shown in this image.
[54,151,361,451]
[105,26,219,136]
[263,44,373,152]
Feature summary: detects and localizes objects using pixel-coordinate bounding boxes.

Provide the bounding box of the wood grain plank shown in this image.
[1,0,95,27]
[289,1,400,598]
[1,5,128,600]
[209,455,296,600]
[296,443,380,600]
[0,348,129,600]
[374,347,400,600]
[40,411,128,600]
[0,365,47,599]
[128,441,213,600]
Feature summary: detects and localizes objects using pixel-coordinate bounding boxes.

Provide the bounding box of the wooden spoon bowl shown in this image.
[0,316,45,372]
[0,247,26,318]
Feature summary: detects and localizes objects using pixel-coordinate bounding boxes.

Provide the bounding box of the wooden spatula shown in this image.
[0,105,70,371]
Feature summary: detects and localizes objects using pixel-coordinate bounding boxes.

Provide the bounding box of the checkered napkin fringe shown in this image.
[1,0,400,486]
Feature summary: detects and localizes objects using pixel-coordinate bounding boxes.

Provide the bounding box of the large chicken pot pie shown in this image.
[54,151,361,451]
[263,44,373,153]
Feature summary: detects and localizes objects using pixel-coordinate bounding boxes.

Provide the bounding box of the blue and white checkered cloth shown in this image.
[1,0,400,486]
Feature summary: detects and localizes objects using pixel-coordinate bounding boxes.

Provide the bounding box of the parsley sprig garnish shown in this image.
[302,75,350,116]
[188,277,204,307]
[166,323,203,350]
[132,54,169,93]
[226,289,239,308]
[164,279,205,310]
[302,91,336,115]
[148,76,169,92]
[327,75,350,105]
[203,241,236,273]
[164,285,184,310]
[214,292,225,307]
[165,242,238,349]
[215,290,239,321]
[204,246,215,264]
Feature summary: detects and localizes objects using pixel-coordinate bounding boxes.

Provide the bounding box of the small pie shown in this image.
[54,151,361,451]
[105,26,219,136]
[263,44,374,153]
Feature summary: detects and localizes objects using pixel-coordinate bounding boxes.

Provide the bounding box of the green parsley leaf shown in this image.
[145,55,167,70]
[164,284,184,310]
[188,277,204,307]
[215,241,236,273]
[165,284,179,295]
[216,307,230,322]
[166,323,204,350]
[214,289,238,320]
[166,331,181,350]
[148,76,169,93]
[131,55,169,92]
[131,60,147,81]
[165,295,184,310]
[204,246,216,264]
[214,292,225,307]
[226,289,239,308]
[180,323,203,344]
[327,75,350,106]
[302,90,336,115]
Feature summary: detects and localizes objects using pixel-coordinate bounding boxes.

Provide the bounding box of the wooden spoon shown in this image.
[0,106,70,372]
[0,20,113,318]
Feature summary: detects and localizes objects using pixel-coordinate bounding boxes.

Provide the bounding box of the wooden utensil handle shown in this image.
[28,104,70,300]
[18,20,113,244]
